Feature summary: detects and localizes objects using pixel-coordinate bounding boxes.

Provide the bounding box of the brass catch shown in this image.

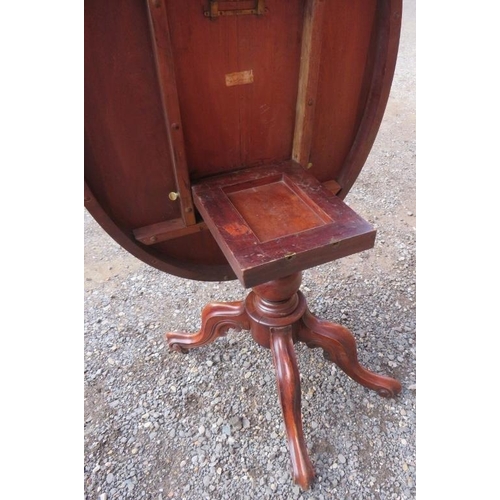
[204,0,265,18]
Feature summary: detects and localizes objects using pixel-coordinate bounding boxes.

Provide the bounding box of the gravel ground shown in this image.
[84,2,416,499]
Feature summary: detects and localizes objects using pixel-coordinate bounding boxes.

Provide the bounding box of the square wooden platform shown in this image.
[192,161,376,288]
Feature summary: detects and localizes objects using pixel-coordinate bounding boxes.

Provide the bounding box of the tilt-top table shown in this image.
[85,0,403,489]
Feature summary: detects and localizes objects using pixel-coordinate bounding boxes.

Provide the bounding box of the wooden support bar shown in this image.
[146,0,196,226]
[133,219,208,245]
[292,0,326,168]
[191,162,375,288]
[322,179,341,195]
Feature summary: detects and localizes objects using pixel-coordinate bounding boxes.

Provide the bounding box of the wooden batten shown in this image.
[292,0,326,168]
[322,180,341,195]
[133,218,208,245]
[146,0,196,226]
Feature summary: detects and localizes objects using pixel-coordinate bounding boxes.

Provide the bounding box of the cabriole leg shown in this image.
[298,309,401,397]
[270,325,315,490]
[166,301,250,353]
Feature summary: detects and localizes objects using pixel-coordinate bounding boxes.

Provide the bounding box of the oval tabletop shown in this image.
[84,0,402,282]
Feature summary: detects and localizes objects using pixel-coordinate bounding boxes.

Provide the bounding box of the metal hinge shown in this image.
[204,0,265,18]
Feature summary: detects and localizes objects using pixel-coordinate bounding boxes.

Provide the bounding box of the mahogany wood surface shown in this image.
[292,0,326,168]
[192,161,376,287]
[299,311,401,397]
[270,326,315,489]
[84,0,402,282]
[164,0,304,180]
[146,0,197,225]
[168,301,250,353]
[166,272,401,489]
[133,219,208,246]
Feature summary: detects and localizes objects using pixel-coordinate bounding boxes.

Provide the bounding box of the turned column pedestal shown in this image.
[84,0,405,491]
[167,272,401,490]
[166,162,402,490]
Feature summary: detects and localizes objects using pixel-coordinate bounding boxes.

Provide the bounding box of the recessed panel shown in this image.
[226,180,328,242]
[192,162,376,287]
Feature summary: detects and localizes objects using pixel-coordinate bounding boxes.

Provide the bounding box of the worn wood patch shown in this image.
[225,69,254,86]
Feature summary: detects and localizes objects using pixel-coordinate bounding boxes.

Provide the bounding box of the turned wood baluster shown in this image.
[246,274,314,489]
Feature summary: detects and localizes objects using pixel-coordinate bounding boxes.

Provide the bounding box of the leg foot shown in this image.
[298,309,401,397]
[270,325,315,490]
[166,301,250,352]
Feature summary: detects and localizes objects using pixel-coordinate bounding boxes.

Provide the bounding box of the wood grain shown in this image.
[164,0,304,179]
[133,219,208,245]
[85,0,402,281]
[292,0,326,168]
[146,0,196,225]
[192,161,376,288]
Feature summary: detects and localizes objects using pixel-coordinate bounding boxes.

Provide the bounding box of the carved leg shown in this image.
[166,301,250,353]
[270,325,315,490]
[298,309,401,397]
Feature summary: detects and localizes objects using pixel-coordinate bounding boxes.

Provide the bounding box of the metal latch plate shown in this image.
[204,0,265,18]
